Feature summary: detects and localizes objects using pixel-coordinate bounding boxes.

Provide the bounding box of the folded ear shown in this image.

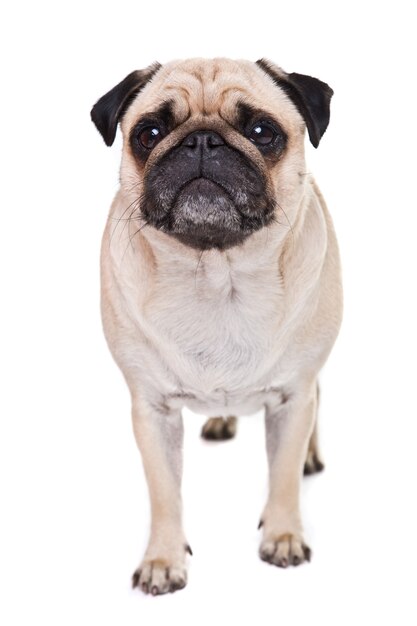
[256,59,333,148]
[91,63,161,146]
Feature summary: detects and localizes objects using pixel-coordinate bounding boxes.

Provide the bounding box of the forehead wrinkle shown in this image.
[165,62,255,116]
[202,79,252,116]
[164,87,191,123]
[142,60,298,130]
[215,87,253,126]
[165,70,204,113]
[122,61,268,135]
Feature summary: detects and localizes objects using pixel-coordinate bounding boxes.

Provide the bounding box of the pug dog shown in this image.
[91,58,343,596]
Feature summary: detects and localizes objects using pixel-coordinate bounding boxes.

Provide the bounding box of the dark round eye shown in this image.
[248,123,275,146]
[138,126,163,149]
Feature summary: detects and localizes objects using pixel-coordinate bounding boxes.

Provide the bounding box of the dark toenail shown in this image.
[142,583,148,594]
[185,544,193,556]
[151,586,159,596]
[170,579,185,592]
[293,556,300,565]
[260,550,272,563]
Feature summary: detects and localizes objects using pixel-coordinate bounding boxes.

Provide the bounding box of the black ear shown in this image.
[90,63,161,146]
[256,59,333,148]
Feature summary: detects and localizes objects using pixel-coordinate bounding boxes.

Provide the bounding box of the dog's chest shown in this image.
[142,253,286,399]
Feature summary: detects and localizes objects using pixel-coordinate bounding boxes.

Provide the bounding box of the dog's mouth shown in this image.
[176,177,229,199]
[140,132,275,250]
[166,178,244,249]
[171,178,241,229]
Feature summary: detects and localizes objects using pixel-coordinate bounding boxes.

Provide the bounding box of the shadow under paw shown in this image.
[201,416,237,441]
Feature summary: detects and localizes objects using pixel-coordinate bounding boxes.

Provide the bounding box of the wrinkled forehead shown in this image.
[122,58,300,131]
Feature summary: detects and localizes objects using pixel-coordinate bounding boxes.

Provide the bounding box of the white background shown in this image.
[1,1,416,624]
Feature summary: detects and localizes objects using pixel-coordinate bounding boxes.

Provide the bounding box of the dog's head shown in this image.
[91,59,333,250]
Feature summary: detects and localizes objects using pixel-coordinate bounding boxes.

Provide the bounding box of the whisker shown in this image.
[264,219,270,248]
[109,197,141,245]
[121,219,150,263]
[126,179,144,194]
[275,202,294,240]
[109,215,143,222]
[194,249,205,289]
[117,200,143,245]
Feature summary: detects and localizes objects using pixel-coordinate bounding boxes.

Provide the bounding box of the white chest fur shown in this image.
[141,248,289,415]
[152,252,283,375]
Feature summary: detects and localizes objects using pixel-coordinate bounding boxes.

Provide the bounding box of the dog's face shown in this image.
[92,59,333,250]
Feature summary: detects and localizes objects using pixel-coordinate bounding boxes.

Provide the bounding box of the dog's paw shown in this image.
[132,543,191,596]
[201,416,237,441]
[259,532,311,568]
[303,449,325,475]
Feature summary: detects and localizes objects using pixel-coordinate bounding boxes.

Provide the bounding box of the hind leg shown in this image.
[201,416,237,441]
[303,384,324,475]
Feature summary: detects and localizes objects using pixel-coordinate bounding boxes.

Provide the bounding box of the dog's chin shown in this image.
[169,179,243,250]
[149,178,268,251]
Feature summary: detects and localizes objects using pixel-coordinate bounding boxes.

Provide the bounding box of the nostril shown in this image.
[207,133,224,147]
[182,134,198,148]
[182,130,225,150]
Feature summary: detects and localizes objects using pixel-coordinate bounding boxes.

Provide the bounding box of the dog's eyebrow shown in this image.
[135,100,175,128]
[236,101,287,139]
[155,100,175,126]
[235,101,284,132]
[236,101,258,129]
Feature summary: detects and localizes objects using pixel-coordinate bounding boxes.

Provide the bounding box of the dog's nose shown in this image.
[182,130,225,151]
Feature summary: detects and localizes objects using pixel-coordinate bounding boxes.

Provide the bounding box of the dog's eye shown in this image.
[138,126,163,149]
[248,123,276,146]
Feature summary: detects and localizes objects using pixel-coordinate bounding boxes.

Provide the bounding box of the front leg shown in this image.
[259,381,317,567]
[130,395,190,595]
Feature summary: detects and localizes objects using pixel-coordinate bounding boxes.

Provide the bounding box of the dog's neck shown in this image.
[135,220,286,288]
[108,186,314,299]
